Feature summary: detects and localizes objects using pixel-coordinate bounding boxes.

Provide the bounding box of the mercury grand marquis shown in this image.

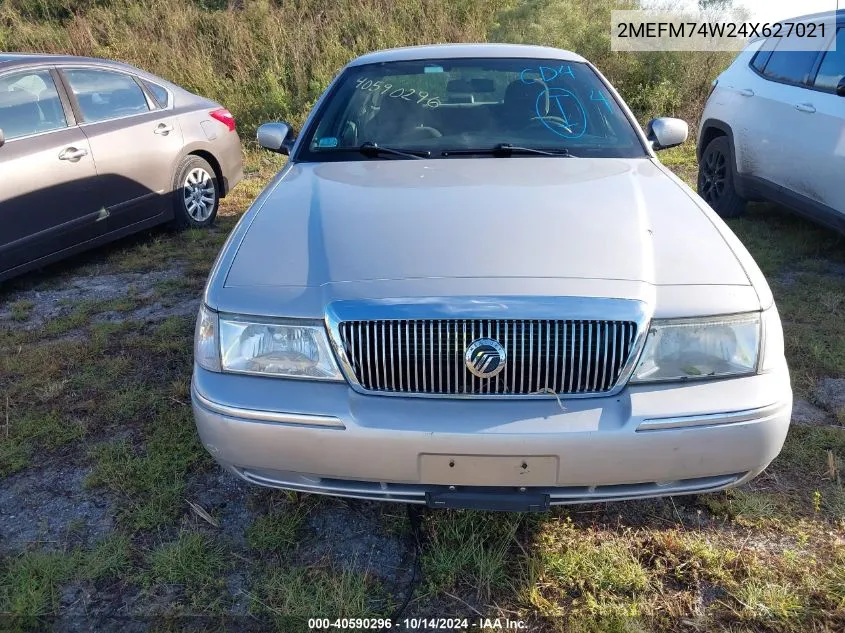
[191,44,792,511]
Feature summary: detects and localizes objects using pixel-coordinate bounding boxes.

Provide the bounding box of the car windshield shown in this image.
[299,57,647,160]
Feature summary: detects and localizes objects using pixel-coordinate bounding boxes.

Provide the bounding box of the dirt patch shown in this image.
[774,271,800,287]
[299,502,411,583]
[792,399,830,427]
[567,494,718,531]
[815,378,845,414]
[0,267,190,330]
[775,261,845,287]
[812,261,845,277]
[54,583,184,633]
[183,467,258,616]
[0,464,114,554]
[183,467,254,548]
[92,297,201,327]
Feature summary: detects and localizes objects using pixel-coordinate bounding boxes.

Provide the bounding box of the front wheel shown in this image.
[172,155,219,229]
[697,136,745,218]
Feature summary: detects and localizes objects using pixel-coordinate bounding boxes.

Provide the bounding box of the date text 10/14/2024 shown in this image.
[308,618,529,630]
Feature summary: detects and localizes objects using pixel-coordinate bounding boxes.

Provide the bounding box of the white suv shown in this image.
[698,13,844,229]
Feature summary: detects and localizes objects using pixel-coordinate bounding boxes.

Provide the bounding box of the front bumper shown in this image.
[191,365,792,508]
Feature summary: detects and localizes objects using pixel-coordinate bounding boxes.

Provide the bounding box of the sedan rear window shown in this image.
[142,79,169,108]
[63,68,150,123]
[299,57,646,160]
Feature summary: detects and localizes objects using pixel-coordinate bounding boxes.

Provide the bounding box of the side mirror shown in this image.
[0,128,5,149]
[836,78,845,97]
[646,117,689,151]
[257,122,294,155]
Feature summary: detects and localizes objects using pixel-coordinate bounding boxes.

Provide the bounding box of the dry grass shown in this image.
[1,0,732,138]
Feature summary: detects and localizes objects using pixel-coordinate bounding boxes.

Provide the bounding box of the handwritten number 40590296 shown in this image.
[356,78,441,108]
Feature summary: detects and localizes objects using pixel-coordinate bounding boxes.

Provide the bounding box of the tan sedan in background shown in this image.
[0,53,243,282]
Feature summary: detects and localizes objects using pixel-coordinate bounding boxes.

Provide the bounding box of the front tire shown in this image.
[698,136,745,218]
[172,155,219,229]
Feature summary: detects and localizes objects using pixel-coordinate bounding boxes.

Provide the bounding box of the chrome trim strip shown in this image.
[412,321,419,393]
[389,320,396,391]
[405,321,411,392]
[452,320,458,394]
[609,321,617,391]
[577,321,585,392]
[0,125,71,144]
[365,322,373,389]
[238,470,428,502]
[568,322,575,392]
[192,389,345,428]
[371,322,379,389]
[324,296,652,400]
[527,320,533,391]
[429,319,435,393]
[637,402,787,432]
[509,320,516,394]
[553,321,560,391]
[235,468,743,505]
[590,322,597,390]
[425,319,429,392]
[600,321,608,391]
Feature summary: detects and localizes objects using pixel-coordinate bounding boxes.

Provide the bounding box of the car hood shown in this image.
[217,157,760,317]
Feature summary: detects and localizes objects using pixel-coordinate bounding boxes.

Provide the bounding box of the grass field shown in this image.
[1,145,844,633]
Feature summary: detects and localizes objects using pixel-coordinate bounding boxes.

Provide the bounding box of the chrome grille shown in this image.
[337,319,638,396]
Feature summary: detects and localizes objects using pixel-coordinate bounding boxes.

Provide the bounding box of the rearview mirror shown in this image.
[837,78,845,97]
[647,117,689,151]
[0,128,5,149]
[446,78,496,93]
[257,122,294,155]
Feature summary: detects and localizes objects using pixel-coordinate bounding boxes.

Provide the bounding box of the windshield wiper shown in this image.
[358,141,430,159]
[441,143,571,157]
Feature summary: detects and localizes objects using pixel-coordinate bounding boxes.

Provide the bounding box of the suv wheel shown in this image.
[172,155,219,228]
[698,136,745,218]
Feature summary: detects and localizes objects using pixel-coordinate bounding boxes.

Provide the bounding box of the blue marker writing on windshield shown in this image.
[520,68,538,84]
[536,88,586,139]
[521,65,575,84]
[590,89,613,113]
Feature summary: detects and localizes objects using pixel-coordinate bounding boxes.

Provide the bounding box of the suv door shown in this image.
[746,44,823,199]
[58,67,184,232]
[0,67,100,277]
[807,27,845,214]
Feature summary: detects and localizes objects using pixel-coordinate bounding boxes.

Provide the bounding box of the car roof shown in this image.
[0,52,191,96]
[745,9,844,46]
[0,52,143,74]
[753,8,844,29]
[795,8,845,23]
[348,43,587,67]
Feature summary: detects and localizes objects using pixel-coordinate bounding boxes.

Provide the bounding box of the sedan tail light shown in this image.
[210,108,236,132]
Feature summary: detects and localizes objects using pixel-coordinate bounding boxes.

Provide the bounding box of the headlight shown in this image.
[218,315,343,380]
[760,304,785,373]
[631,312,760,383]
[195,304,221,372]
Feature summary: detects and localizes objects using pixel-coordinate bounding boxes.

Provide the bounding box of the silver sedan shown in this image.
[192,44,791,512]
